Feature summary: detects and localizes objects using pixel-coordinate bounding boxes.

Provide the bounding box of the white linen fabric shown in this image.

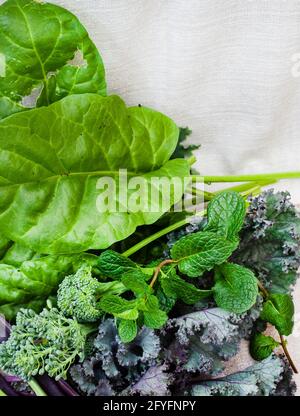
[2,0,300,393]
[49,0,300,200]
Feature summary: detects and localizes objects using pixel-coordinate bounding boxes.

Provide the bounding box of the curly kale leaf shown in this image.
[125,364,173,396]
[234,190,300,293]
[170,127,199,160]
[70,319,161,395]
[165,305,261,376]
[191,355,284,396]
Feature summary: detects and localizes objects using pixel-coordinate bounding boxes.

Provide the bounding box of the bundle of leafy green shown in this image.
[0,0,299,398]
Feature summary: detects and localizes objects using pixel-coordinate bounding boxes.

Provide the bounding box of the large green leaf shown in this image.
[0,0,106,119]
[0,253,97,319]
[0,93,189,254]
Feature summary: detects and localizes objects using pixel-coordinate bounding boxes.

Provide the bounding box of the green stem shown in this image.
[215,180,277,194]
[279,335,298,374]
[28,380,47,397]
[123,209,206,257]
[187,155,197,166]
[193,172,300,183]
[187,187,215,201]
[0,389,7,397]
[122,183,268,258]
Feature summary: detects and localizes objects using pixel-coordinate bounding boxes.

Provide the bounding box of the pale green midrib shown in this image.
[0,169,155,189]
[16,1,50,105]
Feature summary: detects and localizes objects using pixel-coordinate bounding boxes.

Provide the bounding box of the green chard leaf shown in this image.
[0,94,190,254]
[213,263,258,314]
[250,333,280,361]
[98,250,140,279]
[98,295,138,320]
[160,268,212,304]
[205,191,246,240]
[0,0,106,119]
[118,319,137,343]
[0,253,97,319]
[260,294,294,336]
[171,231,238,277]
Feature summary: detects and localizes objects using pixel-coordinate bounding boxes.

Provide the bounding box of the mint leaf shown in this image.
[144,309,168,329]
[160,269,212,304]
[98,250,139,279]
[143,295,168,329]
[171,231,238,277]
[118,320,137,343]
[121,270,152,297]
[260,294,294,336]
[205,191,246,240]
[213,263,258,314]
[250,333,280,361]
[98,295,138,320]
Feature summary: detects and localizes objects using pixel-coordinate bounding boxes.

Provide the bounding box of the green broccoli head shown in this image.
[0,307,95,381]
[57,265,103,323]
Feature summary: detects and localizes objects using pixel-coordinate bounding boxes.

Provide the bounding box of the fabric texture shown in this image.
[2,0,300,393]
[49,0,300,200]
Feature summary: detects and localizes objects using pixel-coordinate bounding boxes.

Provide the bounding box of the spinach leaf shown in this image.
[213,263,258,314]
[204,191,246,240]
[0,0,106,119]
[0,94,189,254]
[171,231,238,277]
[260,294,294,336]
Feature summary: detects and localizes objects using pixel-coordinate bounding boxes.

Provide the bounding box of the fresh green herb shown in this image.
[260,294,294,336]
[250,333,280,361]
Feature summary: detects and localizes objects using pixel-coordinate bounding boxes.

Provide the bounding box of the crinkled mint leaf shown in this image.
[213,263,258,314]
[191,355,283,396]
[0,94,189,254]
[143,296,168,329]
[160,268,212,304]
[98,295,138,320]
[171,231,238,277]
[205,191,246,240]
[260,294,294,336]
[97,250,140,280]
[250,333,279,361]
[0,0,106,119]
[118,319,137,343]
[121,270,152,297]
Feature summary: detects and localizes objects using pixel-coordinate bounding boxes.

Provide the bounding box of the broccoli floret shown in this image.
[57,265,125,322]
[0,308,96,381]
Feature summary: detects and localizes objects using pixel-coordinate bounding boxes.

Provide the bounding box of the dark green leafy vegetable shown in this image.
[213,263,258,314]
[250,333,280,361]
[191,355,284,396]
[0,0,106,119]
[260,294,294,336]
